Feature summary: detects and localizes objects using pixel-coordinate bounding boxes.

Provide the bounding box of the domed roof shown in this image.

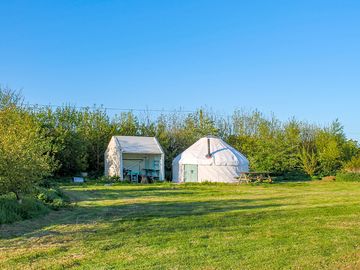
[173,136,248,166]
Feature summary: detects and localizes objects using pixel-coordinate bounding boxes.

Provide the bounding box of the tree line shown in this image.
[34,103,358,179]
[1,88,360,199]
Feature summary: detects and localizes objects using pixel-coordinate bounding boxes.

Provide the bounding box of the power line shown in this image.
[23,103,360,136]
[24,103,196,114]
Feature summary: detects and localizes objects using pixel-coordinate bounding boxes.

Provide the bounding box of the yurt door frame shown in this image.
[183,164,198,182]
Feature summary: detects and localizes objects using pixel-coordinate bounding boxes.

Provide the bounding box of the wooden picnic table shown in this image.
[236,172,273,184]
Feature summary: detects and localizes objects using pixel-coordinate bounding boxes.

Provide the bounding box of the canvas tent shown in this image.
[105,136,165,181]
[172,136,249,183]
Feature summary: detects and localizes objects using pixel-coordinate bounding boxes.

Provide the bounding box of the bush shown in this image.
[344,155,360,173]
[36,187,69,210]
[275,171,311,182]
[0,194,49,224]
[97,175,121,183]
[336,173,360,182]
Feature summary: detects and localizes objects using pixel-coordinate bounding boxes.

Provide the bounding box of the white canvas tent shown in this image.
[172,136,249,183]
[104,136,165,181]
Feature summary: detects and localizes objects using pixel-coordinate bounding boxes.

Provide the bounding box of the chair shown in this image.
[131,173,139,183]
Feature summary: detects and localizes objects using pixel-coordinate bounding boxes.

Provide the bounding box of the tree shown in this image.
[78,108,115,175]
[315,121,346,176]
[114,112,139,136]
[0,90,55,202]
[299,146,318,177]
[36,106,88,176]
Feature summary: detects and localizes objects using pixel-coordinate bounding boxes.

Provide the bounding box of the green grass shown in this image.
[2,181,360,269]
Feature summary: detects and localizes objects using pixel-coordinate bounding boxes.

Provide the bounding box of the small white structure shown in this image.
[172,136,249,183]
[104,136,165,181]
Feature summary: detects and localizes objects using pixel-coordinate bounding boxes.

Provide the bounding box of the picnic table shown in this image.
[236,172,273,184]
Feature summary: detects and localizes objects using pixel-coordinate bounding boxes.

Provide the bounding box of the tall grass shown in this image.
[0,194,49,224]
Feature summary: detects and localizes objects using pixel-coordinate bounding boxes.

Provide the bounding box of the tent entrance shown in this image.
[122,153,162,181]
[184,164,198,182]
[123,159,143,174]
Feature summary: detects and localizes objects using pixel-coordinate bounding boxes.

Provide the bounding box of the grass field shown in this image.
[2,181,360,269]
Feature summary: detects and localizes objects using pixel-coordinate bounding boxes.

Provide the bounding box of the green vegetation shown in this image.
[344,155,360,173]
[0,185,70,225]
[0,89,56,202]
[2,181,360,269]
[0,194,49,224]
[2,87,360,181]
[336,172,360,182]
[21,89,360,178]
[36,186,70,210]
[2,86,360,228]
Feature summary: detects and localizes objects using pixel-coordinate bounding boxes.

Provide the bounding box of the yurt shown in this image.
[172,136,249,183]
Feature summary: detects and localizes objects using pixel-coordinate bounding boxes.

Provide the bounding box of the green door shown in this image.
[184,164,198,182]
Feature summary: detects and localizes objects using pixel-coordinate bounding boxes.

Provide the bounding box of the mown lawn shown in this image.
[2,181,360,269]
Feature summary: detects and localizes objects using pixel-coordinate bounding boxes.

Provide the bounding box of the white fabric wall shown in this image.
[197,165,243,183]
[172,164,248,183]
[104,137,121,177]
[159,153,165,181]
[172,137,249,183]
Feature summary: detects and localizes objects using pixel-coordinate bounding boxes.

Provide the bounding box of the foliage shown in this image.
[35,106,89,176]
[299,147,318,177]
[336,172,360,182]
[0,194,49,224]
[343,155,360,173]
[36,187,70,210]
[0,89,55,201]
[277,171,311,181]
[28,107,360,178]
[2,88,359,183]
[315,121,343,175]
[78,108,115,176]
[97,175,121,183]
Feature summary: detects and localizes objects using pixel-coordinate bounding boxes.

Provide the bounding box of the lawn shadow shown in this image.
[0,193,289,239]
[64,187,199,201]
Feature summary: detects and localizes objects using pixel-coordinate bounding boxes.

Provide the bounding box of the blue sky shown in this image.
[1,1,360,140]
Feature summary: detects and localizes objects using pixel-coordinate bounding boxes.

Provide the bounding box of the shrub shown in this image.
[336,173,360,182]
[344,155,360,173]
[0,194,49,224]
[276,171,311,181]
[36,187,69,210]
[97,176,121,183]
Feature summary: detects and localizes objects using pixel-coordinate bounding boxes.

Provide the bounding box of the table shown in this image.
[236,172,273,184]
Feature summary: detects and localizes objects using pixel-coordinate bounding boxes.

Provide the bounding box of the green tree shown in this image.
[36,106,88,176]
[78,108,115,175]
[299,147,318,177]
[0,90,55,202]
[114,112,139,136]
[315,120,345,175]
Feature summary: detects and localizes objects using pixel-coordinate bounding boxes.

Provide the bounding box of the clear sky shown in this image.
[1,1,360,140]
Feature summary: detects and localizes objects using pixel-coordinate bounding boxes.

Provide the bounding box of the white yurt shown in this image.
[172,136,249,183]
